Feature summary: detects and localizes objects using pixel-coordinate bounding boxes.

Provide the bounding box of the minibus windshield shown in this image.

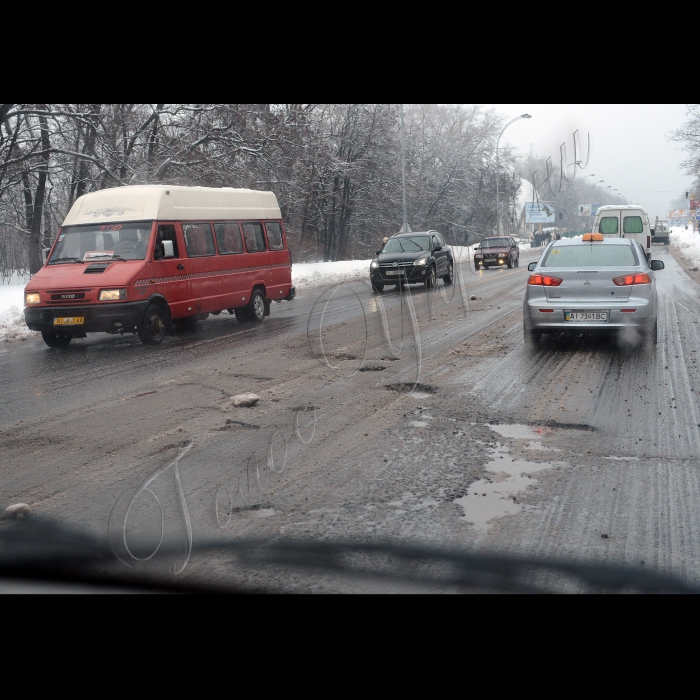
[49,221,153,263]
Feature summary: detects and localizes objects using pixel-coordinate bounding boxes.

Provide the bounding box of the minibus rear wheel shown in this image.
[41,331,72,348]
[138,304,167,345]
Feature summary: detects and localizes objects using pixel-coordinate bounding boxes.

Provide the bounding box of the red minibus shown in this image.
[24,185,295,347]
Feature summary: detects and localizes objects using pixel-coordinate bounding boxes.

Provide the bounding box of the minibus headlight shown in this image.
[25,293,40,305]
[99,289,127,301]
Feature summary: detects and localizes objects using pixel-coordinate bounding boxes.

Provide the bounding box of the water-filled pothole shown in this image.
[454,443,561,530]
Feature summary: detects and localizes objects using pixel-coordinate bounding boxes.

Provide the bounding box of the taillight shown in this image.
[528,274,563,286]
[612,273,651,286]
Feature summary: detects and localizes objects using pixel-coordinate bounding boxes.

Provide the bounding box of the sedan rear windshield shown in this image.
[49,221,153,263]
[543,244,638,267]
[482,238,511,247]
[382,236,429,253]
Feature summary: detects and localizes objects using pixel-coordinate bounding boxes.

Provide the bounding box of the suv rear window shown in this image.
[543,244,638,267]
[599,217,619,234]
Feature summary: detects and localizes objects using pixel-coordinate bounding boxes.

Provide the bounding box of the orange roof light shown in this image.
[582,233,604,242]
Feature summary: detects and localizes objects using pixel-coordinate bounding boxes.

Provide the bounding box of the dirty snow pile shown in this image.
[670,226,700,270]
[292,260,373,290]
[0,283,38,343]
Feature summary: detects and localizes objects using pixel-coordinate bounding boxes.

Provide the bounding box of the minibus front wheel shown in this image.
[138,304,167,345]
[41,331,72,348]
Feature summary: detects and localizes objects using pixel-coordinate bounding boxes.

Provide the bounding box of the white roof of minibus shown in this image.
[62,185,282,226]
[596,205,647,213]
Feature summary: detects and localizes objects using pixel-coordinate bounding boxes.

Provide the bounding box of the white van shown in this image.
[592,205,652,261]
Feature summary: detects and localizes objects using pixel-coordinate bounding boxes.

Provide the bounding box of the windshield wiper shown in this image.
[50,257,84,264]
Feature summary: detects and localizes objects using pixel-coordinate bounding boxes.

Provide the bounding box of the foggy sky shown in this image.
[475,104,691,220]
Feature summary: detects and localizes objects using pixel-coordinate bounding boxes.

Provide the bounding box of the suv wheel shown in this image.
[425,265,436,289]
[442,261,454,285]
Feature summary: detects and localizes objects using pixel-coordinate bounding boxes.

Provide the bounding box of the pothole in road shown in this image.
[359,364,386,372]
[385,383,436,395]
[454,443,561,531]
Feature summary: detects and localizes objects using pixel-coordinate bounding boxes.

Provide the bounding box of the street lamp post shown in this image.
[496,113,531,236]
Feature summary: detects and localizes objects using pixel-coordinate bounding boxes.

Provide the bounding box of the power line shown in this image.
[616,188,685,193]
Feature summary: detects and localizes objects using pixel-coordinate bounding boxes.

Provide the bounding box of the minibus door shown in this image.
[152,223,189,318]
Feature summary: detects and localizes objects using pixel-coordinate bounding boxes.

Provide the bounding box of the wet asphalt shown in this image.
[2,244,699,592]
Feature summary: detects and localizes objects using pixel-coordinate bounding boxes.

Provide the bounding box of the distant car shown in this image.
[474,236,519,269]
[370,231,453,292]
[523,234,664,347]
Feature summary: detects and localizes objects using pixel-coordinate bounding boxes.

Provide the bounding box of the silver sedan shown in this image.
[523,235,665,346]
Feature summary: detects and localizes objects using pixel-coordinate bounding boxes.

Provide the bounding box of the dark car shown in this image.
[474,236,520,269]
[370,231,454,292]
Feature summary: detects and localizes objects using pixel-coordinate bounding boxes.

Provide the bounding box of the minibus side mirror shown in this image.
[41,247,50,264]
[528,262,537,271]
[650,260,664,271]
[163,241,175,258]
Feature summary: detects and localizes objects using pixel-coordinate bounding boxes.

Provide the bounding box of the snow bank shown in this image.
[292,259,373,290]
[0,284,38,343]
[670,226,700,269]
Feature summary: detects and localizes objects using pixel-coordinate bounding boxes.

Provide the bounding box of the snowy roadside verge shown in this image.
[291,243,533,291]
[670,226,700,270]
[0,284,38,343]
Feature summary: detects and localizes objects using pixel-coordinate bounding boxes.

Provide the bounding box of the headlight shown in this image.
[99,289,127,301]
[413,257,428,266]
[370,260,379,270]
[25,293,40,305]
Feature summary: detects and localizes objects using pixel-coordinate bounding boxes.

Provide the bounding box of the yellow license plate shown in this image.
[53,317,84,326]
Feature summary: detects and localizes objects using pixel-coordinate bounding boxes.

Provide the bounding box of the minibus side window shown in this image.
[265,222,284,250]
[243,222,267,252]
[214,223,244,254]
[183,223,216,257]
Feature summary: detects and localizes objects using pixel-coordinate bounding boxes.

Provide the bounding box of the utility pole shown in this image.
[400,104,411,233]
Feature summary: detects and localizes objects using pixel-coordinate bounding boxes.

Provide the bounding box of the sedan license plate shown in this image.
[54,316,84,326]
[565,311,608,323]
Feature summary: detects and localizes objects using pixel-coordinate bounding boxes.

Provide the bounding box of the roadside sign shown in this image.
[526,202,555,224]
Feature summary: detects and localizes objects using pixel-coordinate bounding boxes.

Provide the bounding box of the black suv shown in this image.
[370,231,454,292]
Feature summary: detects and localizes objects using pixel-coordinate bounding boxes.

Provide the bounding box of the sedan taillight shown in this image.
[612,273,651,286]
[528,274,563,286]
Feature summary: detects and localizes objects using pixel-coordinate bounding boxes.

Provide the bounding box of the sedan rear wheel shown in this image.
[524,324,542,349]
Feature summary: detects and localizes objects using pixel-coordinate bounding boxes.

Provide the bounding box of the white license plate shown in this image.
[565,311,608,323]
[54,316,84,326]
[386,270,402,276]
